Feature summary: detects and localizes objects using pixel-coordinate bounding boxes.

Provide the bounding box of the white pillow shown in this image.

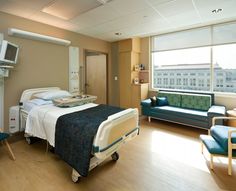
[28,98,52,105]
[34,90,72,100]
[23,99,52,112]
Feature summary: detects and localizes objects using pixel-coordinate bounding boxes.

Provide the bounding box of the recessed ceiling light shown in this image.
[115,32,122,36]
[212,8,223,13]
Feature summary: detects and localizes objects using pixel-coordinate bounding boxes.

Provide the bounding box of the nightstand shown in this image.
[227,110,236,127]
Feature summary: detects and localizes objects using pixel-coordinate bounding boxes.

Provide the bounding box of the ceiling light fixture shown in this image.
[8,28,71,46]
[115,32,122,36]
[212,8,223,13]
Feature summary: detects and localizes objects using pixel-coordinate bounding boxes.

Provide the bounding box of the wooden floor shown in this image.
[0,118,236,191]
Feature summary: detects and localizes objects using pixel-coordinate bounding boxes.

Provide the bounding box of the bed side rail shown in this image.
[93,108,139,159]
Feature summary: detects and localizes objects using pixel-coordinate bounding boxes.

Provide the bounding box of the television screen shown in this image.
[0,40,19,64]
[5,44,17,62]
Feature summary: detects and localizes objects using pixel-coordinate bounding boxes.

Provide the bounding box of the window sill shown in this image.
[149,88,236,98]
[214,92,236,98]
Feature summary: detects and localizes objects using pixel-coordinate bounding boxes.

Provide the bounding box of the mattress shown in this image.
[25,103,98,146]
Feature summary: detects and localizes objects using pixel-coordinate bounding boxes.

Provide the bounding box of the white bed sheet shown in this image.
[23,99,53,112]
[23,102,39,113]
[25,103,98,146]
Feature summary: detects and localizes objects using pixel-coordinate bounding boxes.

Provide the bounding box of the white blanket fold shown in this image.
[25,103,98,146]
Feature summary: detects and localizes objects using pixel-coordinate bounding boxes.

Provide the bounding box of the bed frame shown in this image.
[19,87,139,182]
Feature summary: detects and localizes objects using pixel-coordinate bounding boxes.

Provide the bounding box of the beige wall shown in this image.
[140,36,236,110]
[0,12,117,131]
[215,95,236,110]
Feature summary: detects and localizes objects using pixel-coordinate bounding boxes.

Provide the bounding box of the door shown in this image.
[85,53,107,104]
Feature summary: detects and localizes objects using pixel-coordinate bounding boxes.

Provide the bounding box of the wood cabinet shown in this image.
[131,83,149,114]
[118,38,149,112]
[119,52,132,108]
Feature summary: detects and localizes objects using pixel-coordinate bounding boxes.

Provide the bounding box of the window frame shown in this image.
[150,22,236,96]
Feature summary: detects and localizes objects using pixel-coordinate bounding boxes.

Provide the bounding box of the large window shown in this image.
[152,47,211,91]
[151,21,236,93]
[213,44,236,93]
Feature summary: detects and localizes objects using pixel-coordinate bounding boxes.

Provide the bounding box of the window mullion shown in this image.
[210,46,214,92]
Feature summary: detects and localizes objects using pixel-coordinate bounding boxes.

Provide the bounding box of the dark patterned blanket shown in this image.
[55,104,124,177]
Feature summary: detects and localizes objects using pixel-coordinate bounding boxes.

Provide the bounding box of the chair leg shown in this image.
[210,154,214,170]
[208,129,210,135]
[148,116,151,122]
[228,157,232,176]
[201,141,204,154]
[4,140,16,161]
[228,144,232,175]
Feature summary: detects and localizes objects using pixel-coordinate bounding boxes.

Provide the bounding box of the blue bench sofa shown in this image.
[141,90,226,130]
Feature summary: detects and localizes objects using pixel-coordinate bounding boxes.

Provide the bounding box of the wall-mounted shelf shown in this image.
[132,82,149,86]
[132,70,148,72]
[0,65,13,77]
[0,65,14,69]
[132,69,149,84]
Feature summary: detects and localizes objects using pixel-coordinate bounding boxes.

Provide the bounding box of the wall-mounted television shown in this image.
[0,40,19,64]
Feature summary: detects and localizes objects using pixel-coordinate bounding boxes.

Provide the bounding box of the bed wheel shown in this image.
[111,152,119,161]
[26,137,32,145]
[72,170,80,183]
[72,175,80,183]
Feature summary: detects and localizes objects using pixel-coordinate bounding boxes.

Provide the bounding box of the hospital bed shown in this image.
[19,87,139,182]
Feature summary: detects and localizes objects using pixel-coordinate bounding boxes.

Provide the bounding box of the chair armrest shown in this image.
[208,105,226,116]
[208,105,226,127]
[229,129,236,149]
[212,116,236,126]
[141,99,151,107]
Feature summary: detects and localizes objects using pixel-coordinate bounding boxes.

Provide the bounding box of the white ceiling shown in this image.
[0,0,236,42]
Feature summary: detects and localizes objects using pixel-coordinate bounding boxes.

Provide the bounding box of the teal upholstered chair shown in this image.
[0,132,15,160]
[200,117,236,175]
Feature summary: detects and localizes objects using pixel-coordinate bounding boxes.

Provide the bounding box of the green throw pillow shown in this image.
[157,97,168,106]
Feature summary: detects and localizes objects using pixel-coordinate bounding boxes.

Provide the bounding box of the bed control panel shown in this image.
[53,95,97,107]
